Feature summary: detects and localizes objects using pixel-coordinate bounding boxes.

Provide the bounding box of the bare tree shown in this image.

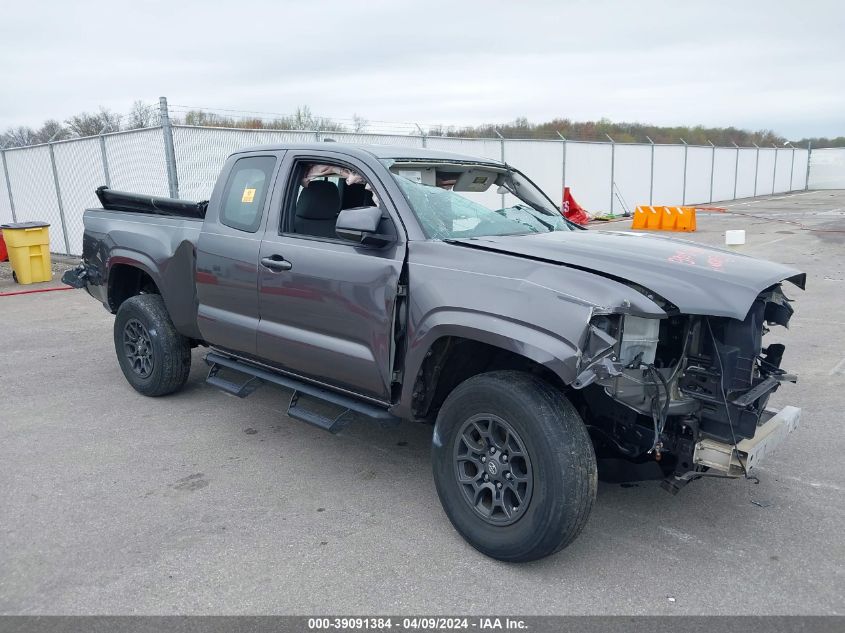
[1,126,37,148]
[291,105,314,129]
[126,100,155,129]
[65,107,121,137]
[352,114,368,133]
[182,110,235,127]
[33,119,70,144]
[288,105,345,132]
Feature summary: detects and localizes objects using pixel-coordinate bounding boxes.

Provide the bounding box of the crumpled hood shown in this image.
[448,230,805,320]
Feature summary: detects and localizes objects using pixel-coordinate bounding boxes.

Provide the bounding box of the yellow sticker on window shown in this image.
[241,188,256,203]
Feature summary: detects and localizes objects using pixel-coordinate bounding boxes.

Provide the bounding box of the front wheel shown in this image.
[114,294,191,396]
[432,371,597,562]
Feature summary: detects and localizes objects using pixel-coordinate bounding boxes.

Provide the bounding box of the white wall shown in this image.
[652,145,685,206]
[565,142,613,212]
[612,145,651,213]
[4,145,66,253]
[808,148,845,189]
[0,126,819,255]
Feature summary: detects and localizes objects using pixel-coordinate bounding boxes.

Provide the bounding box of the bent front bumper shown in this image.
[693,406,801,476]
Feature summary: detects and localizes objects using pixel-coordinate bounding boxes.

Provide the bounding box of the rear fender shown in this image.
[106,249,162,308]
[106,247,201,339]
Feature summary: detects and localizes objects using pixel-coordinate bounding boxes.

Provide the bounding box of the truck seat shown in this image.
[295,180,341,238]
[342,182,375,209]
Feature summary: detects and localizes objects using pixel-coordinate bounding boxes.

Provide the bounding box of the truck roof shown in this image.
[234,142,501,165]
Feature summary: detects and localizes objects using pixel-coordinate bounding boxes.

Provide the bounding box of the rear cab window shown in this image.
[220,156,276,232]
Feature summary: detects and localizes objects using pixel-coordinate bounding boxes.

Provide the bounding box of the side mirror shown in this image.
[335,206,394,247]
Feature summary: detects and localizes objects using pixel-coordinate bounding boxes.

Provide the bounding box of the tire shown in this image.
[113,294,191,397]
[432,370,597,562]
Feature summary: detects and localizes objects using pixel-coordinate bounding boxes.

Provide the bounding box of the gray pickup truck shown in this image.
[65,142,804,562]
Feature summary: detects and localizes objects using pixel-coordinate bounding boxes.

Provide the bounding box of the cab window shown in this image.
[220,156,276,233]
[284,161,378,240]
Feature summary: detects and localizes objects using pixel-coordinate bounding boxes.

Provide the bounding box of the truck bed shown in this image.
[79,206,203,339]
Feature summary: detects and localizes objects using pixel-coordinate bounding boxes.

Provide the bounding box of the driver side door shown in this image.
[256,151,406,402]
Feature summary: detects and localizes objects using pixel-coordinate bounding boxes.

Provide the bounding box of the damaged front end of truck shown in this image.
[430,227,806,492]
[570,277,804,492]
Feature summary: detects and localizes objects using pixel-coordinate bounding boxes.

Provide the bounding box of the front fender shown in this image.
[394,308,584,419]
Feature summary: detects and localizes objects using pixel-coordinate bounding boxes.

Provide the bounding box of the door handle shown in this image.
[260,256,292,272]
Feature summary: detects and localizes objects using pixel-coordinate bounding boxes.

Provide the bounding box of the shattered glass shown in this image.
[393,175,571,240]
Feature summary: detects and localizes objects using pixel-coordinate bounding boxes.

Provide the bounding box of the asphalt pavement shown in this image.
[1,190,843,615]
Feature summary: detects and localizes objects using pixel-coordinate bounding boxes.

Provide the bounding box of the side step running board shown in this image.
[204,352,400,433]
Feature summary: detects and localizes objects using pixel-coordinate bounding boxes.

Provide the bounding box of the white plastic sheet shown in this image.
[331,133,425,148]
[771,149,790,193]
[0,126,818,256]
[4,146,66,253]
[504,140,564,207]
[735,149,758,199]
[652,145,685,205]
[684,146,712,205]
[792,149,809,190]
[712,148,737,202]
[808,148,845,189]
[105,128,170,198]
[755,149,776,196]
[565,142,612,212]
[0,158,12,225]
[173,126,317,200]
[53,137,104,256]
[612,144,651,213]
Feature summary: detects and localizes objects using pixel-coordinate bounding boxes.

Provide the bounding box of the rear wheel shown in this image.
[114,294,191,396]
[432,370,597,562]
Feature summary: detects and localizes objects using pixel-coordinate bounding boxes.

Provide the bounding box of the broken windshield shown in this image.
[383,161,574,239]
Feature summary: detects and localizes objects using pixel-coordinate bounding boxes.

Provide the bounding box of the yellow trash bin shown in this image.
[1,221,52,284]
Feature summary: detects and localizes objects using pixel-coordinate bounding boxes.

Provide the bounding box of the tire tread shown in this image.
[114,294,191,397]
[432,370,597,562]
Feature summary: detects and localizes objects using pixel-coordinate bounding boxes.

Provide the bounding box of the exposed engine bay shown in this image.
[571,283,799,492]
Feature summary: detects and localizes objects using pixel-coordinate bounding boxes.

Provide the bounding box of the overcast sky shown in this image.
[1,0,843,139]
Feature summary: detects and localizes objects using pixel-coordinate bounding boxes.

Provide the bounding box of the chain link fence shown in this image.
[0,108,817,257]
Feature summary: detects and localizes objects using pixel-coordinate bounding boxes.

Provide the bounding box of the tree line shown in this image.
[440,117,844,149]
[1,101,155,148]
[2,103,841,149]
